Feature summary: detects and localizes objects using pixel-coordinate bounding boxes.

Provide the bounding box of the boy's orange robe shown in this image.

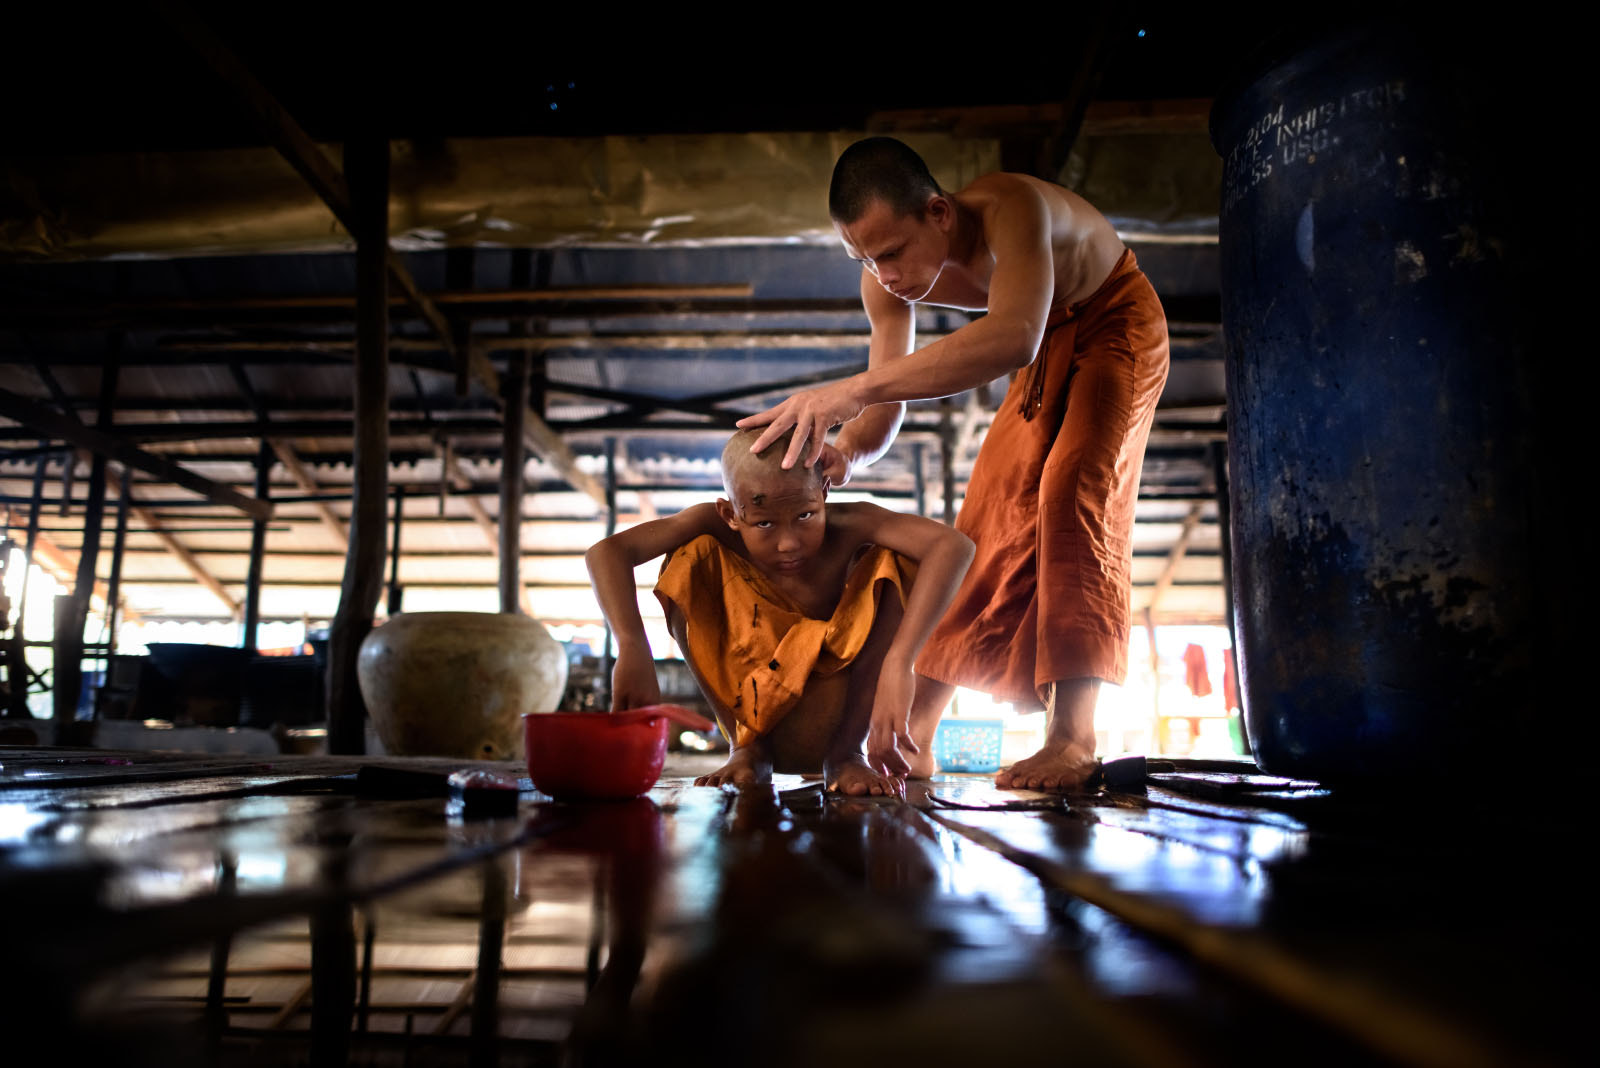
[655,534,914,747]
[918,248,1170,710]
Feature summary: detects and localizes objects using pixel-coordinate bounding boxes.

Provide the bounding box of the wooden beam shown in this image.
[1147,503,1206,615]
[270,440,348,545]
[154,1,471,400]
[524,411,606,508]
[867,98,1213,138]
[156,331,948,354]
[129,505,242,620]
[0,388,271,519]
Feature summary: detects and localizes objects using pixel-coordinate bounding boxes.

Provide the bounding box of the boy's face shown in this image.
[717,476,827,577]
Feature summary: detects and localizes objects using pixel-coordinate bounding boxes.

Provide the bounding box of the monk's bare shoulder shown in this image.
[954,172,1124,306]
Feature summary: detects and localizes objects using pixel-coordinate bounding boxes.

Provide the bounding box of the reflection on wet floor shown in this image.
[0,749,1585,1066]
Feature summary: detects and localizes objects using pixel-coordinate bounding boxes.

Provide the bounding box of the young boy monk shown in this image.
[584,428,974,797]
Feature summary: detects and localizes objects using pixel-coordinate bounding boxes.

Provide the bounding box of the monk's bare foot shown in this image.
[695,745,772,788]
[995,740,1097,792]
[824,754,905,799]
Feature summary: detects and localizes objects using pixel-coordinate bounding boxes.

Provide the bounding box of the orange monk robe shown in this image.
[918,248,1171,710]
[654,534,914,747]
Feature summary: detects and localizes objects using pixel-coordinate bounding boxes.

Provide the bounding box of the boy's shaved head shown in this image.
[721,428,826,503]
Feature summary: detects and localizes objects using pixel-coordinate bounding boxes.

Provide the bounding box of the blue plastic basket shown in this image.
[932,718,1004,773]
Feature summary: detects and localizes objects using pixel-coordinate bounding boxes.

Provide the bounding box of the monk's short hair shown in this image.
[829,137,942,224]
[721,428,826,500]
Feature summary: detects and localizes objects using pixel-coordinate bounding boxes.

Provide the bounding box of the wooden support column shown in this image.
[499,353,530,615]
[602,437,618,678]
[386,485,404,617]
[242,441,272,651]
[104,469,132,656]
[912,442,928,519]
[5,448,48,718]
[54,347,119,727]
[938,398,956,525]
[326,134,390,756]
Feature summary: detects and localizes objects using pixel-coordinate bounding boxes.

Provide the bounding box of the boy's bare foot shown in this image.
[905,746,938,780]
[994,739,1097,792]
[694,745,772,788]
[824,754,905,799]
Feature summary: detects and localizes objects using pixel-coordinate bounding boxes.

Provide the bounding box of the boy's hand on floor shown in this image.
[866,665,918,777]
[609,649,662,713]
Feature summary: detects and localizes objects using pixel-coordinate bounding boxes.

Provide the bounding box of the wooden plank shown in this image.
[270,440,348,545]
[0,388,271,519]
[523,413,606,507]
[130,505,242,620]
[1148,503,1206,614]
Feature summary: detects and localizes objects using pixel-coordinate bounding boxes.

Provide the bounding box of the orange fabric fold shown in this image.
[654,535,914,747]
[917,248,1170,709]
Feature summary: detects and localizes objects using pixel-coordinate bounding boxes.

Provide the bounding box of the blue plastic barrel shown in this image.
[1210,21,1548,782]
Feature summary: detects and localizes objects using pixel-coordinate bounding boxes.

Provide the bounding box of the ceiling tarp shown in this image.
[2,132,1001,261]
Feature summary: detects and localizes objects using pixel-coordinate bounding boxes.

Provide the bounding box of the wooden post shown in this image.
[5,448,48,718]
[602,437,618,679]
[242,440,271,651]
[912,442,927,519]
[325,134,390,756]
[499,353,529,615]
[104,469,132,657]
[386,485,404,617]
[54,347,119,727]
[938,398,956,525]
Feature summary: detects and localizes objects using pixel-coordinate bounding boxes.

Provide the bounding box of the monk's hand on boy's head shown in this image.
[736,380,867,469]
[609,647,661,714]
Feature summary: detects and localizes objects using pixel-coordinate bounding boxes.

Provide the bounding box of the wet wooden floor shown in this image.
[0,745,1582,1066]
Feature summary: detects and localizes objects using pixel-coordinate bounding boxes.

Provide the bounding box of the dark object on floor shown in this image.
[447,768,521,817]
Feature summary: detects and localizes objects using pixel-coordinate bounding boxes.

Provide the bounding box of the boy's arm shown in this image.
[584,502,730,712]
[839,504,976,775]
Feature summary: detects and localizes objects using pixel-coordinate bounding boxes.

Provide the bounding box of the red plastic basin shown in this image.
[522,705,712,800]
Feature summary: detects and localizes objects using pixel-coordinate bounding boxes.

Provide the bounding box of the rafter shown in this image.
[269,440,348,547]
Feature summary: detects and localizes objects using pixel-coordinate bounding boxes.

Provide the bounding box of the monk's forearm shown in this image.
[856,315,1039,408]
[583,542,652,654]
[884,533,976,674]
[833,402,905,473]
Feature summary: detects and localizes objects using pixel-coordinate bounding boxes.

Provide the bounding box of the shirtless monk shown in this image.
[739,137,1170,792]
[584,427,974,797]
